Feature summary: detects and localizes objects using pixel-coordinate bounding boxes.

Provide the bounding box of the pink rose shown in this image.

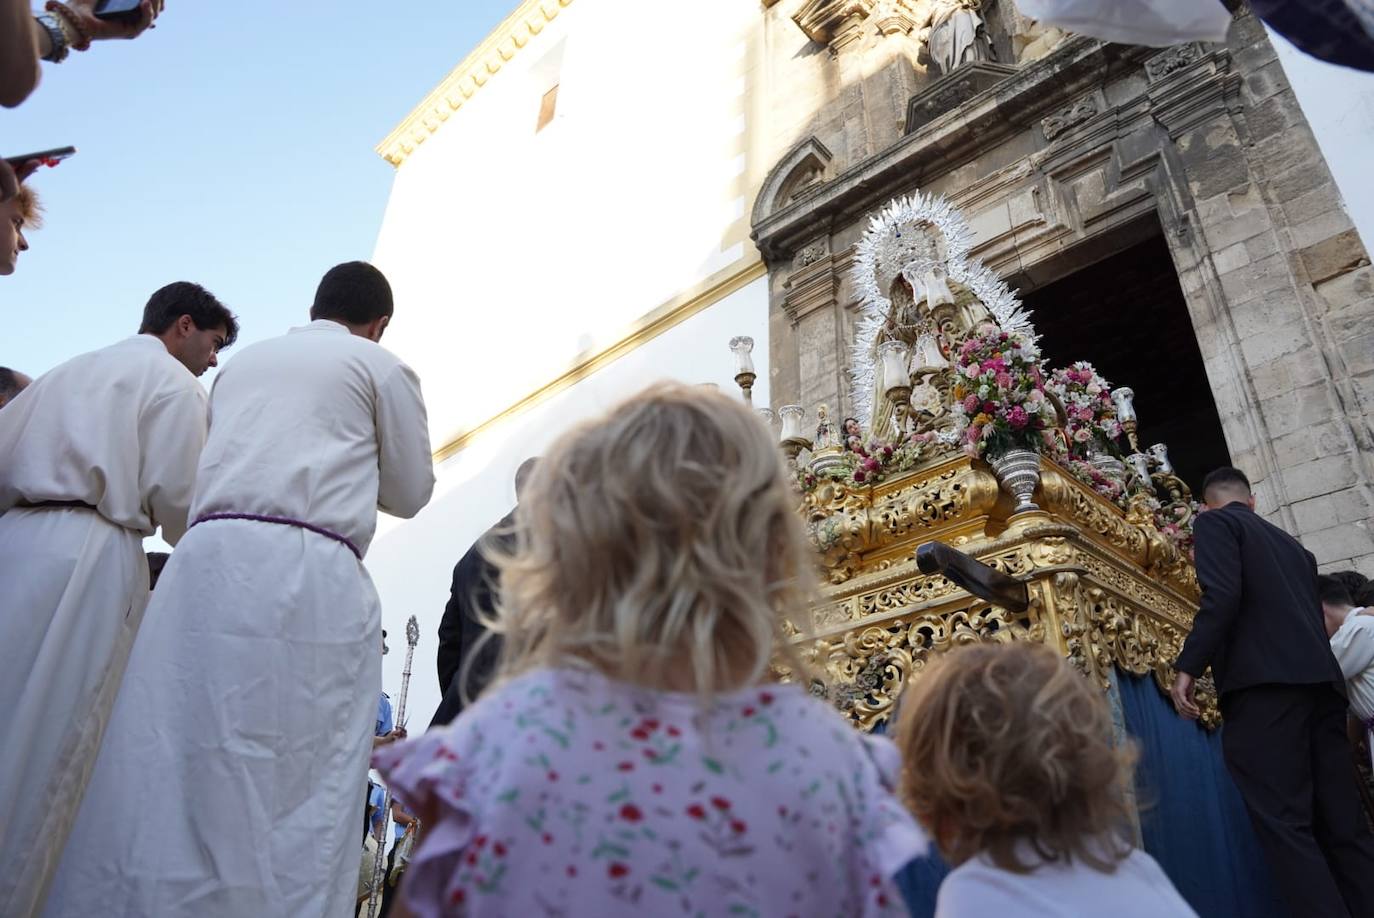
[963,394,980,413]
[995,372,1014,390]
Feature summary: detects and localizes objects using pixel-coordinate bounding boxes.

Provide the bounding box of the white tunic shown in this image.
[935,844,1198,918]
[1330,609,1374,768]
[0,335,207,918]
[45,320,434,918]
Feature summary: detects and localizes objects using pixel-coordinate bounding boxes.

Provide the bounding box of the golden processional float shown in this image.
[730,192,1215,732]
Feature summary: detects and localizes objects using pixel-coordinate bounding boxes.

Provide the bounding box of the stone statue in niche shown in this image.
[917,0,992,75]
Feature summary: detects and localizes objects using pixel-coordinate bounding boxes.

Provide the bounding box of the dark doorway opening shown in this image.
[1019,231,1232,493]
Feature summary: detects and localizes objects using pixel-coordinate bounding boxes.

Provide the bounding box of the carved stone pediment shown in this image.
[793,0,874,51]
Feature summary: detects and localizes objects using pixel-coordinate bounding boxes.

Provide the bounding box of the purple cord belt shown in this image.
[190,512,362,560]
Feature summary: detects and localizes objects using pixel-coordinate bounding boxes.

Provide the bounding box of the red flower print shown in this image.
[742,706,756,717]
[620,804,643,822]
[730,819,748,835]
[547,770,559,782]
[475,835,488,848]
[450,888,466,905]
[778,805,788,817]
[643,749,658,761]
[760,691,775,706]
[687,803,707,820]
[877,894,890,908]
[652,783,663,794]
[666,725,681,737]
[608,863,630,879]
[566,865,577,877]
[617,761,635,772]
[493,842,508,857]
[643,718,660,730]
[630,727,650,741]
[711,796,731,810]
[869,875,881,887]
[465,851,479,866]
[542,832,554,845]
[593,741,605,751]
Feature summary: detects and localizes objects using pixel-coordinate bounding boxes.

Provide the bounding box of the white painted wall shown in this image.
[371,0,759,449]
[1270,28,1374,247]
[371,277,769,727]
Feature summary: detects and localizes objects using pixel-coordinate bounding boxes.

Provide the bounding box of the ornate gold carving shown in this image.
[804,597,1045,730]
[788,453,1217,730]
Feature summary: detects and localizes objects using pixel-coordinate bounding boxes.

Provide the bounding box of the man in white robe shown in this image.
[46,261,435,918]
[0,282,236,917]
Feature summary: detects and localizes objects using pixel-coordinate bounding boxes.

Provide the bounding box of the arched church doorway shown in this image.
[1019,228,1233,492]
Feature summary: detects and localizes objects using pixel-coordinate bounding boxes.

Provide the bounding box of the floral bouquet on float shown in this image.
[1047,361,1123,459]
[951,326,1056,460]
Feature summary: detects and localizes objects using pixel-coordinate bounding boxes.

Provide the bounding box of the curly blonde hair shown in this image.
[897,641,1136,873]
[482,382,816,698]
[14,184,42,228]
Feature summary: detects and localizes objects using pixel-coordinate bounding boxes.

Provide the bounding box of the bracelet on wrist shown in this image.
[44,1,91,52]
[35,12,69,62]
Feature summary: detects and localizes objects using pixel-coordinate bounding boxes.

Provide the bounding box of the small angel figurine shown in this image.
[815,405,834,450]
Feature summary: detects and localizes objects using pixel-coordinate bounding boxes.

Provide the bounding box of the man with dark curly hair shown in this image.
[0,280,237,916]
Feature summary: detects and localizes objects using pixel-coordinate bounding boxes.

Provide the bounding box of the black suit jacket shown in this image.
[430,513,515,727]
[1175,501,1343,695]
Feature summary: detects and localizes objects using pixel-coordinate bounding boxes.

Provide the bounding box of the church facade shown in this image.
[368,0,1374,720]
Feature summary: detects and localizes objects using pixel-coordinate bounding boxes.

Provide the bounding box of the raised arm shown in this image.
[0,0,41,108]
[140,385,208,546]
[1175,510,1244,678]
[375,363,435,519]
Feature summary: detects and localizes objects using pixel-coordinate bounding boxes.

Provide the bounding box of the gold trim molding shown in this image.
[376,0,576,167]
[433,259,768,462]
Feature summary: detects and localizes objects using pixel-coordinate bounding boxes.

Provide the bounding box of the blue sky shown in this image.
[3,1,513,379]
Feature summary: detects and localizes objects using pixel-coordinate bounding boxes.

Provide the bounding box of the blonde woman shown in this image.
[897,642,1196,917]
[374,383,927,917]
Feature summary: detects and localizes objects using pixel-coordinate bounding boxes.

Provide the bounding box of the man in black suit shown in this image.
[1172,467,1374,917]
[429,457,537,728]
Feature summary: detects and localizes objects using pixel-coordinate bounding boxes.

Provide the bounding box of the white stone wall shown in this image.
[371,0,761,448]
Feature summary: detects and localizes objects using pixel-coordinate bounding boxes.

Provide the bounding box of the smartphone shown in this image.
[3,146,77,169]
[93,0,143,22]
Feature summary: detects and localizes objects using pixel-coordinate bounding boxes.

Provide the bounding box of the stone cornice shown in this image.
[751,37,1157,262]
[375,0,575,168]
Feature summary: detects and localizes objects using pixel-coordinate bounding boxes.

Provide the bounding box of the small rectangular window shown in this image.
[537,85,559,132]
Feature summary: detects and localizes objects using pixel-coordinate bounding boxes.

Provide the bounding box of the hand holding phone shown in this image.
[68,0,162,40]
[93,0,145,23]
[3,147,77,171]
